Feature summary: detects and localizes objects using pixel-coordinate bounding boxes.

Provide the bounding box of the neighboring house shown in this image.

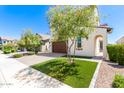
[0,36,17,45]
[116,36,124,44]
[50,7,112,60]
[37,34,51,53]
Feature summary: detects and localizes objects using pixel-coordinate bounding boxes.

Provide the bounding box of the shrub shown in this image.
[3,48,11,54]
[107,45,118,62]
[3,43,17,54]
[11,48,17,53]
[107,44,124,65]
[0,45,3,50]
[13,54,23,58]
[3,45,12,54]
[112,74,124,88]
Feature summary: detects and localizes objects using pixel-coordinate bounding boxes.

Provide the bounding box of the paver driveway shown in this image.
[0,53,71,88]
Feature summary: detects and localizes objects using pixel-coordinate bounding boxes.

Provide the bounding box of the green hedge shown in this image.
[107,44,124,65]
[112,74,124,88]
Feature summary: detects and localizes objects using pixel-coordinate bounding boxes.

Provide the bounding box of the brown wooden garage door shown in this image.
[52,41,67,53]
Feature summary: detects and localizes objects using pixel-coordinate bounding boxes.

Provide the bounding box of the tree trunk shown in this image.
[73,39,76,63]
[66,41,69,60]
[67,39,74,64]
[34,47,38,54]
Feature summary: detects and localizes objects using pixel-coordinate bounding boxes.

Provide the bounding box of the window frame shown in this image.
[76,37,83,50]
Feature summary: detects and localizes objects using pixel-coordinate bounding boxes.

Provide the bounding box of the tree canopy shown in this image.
[47,5,99,63]
[47,5,99,42]
[18,29,42,54]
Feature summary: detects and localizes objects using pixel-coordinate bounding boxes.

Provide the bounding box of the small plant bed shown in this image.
[112,74,124,88]
[62,55,92,59]
[23,52,35,56]
[12,52,35,58]
[31,58,97,88]
[13,54,23,58]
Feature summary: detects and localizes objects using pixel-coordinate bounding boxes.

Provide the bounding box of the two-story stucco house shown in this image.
[48,7,112,60]
[38,34,51,53]
[37,7,112,60]
[50,24,112,59]
[0,36,17,45]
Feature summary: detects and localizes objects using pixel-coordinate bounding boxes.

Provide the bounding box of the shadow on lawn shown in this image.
[32,60,79,82]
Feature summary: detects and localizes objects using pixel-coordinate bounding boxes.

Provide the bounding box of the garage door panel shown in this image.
[52,41,67,53]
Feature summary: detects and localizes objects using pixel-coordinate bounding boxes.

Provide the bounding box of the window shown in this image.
[4,41,6,44]
[77,37,82,48]
[99,40,103,52]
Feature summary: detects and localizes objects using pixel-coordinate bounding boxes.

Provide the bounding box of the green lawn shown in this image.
[31,58,98,88]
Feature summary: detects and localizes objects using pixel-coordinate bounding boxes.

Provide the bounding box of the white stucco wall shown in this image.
[41,42,51,53]
[68,28,108,59]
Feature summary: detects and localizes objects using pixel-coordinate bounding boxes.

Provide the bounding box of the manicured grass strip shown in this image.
[31,58,97,88]
[13,54,23,58]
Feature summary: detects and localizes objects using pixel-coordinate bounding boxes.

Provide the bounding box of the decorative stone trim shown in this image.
[89,60,102,88]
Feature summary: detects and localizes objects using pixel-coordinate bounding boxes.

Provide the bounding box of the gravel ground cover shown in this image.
[95,61,124,88]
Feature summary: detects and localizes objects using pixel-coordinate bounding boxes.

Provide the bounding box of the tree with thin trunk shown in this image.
[47,5,98,63]
[18,29,42,54]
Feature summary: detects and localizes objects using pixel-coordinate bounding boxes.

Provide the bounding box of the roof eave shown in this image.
[97,26,113,33]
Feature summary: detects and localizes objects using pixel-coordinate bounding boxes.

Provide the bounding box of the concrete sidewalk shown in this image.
[0,53,71,88]
[0,68,7,88]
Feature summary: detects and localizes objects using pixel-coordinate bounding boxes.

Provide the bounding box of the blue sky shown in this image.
[0,5,124,43]
[98,5,124,44]
[0,5,50,39]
